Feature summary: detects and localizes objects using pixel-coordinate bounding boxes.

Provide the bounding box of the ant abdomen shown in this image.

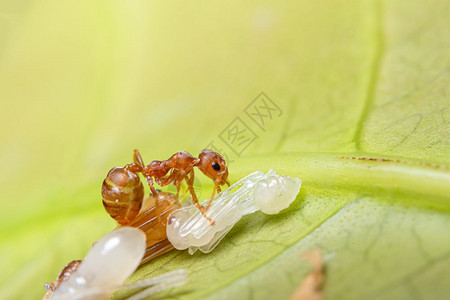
[102,167,145,225]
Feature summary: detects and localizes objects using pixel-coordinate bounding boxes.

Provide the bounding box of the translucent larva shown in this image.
[252,172,302,214]
[102,164,182,263]
[166,169,301,254]
[124,191,182,264]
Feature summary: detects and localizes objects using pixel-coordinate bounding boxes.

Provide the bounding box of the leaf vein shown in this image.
[353,0,385,150]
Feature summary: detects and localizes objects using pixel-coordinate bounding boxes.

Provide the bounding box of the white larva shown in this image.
[48,227,188,300]
[252,173,302,214]
[166,169,301,254]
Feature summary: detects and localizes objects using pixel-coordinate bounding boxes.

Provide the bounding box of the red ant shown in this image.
[125,149,229,224]
[103,149,229,225]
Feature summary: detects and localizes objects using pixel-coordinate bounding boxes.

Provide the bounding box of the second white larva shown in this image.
[48,227,188,300]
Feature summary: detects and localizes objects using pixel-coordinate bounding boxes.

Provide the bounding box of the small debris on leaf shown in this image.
[289,250,325,300]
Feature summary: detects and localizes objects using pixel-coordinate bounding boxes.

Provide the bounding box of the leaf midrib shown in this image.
[235,152,450,211]
[1,151,449,242]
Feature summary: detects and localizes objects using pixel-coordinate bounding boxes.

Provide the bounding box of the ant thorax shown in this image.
[166,169,302,254]
[146,160,170,178]
[166,151,197,169]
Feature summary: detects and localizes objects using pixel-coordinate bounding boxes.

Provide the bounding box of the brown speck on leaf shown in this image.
[289,250,324,300]
[340,156,448,169]
[341,156,398,162]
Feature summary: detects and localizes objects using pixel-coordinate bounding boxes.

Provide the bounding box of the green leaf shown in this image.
[0,0,449,299]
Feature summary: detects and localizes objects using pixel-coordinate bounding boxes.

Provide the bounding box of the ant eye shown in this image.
[212,162,220,171]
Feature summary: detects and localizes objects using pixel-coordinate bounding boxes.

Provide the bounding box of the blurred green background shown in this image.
[0,0,449,299]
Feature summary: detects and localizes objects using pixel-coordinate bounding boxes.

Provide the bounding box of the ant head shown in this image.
[197,149,230,186]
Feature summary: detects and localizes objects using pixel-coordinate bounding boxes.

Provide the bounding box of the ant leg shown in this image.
[159,170,177,187]
[172,170,186,200]
[176,184,181,199]
[162,169,184,200]
[144,176,162,223]
[125,162,143,173]
[145,177,158,196]
[125,150,145,173]
[203,182,219,212]
[186,170,215,225]
[133,149,145,167]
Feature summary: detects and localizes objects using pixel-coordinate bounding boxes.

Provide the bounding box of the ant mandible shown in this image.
[124,149,230,225]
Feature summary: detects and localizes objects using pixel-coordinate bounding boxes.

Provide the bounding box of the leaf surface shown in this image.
[0,0,448,299]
